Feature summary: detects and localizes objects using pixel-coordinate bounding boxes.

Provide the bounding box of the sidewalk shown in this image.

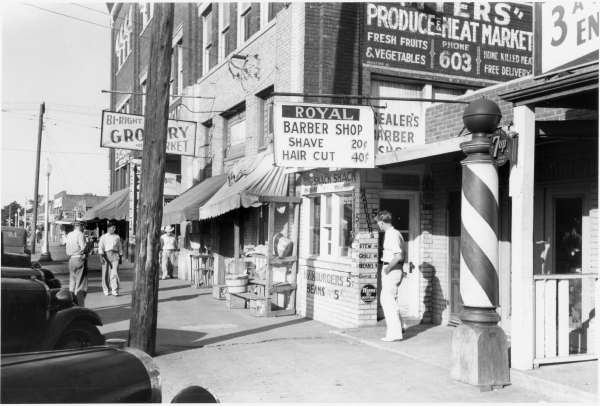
[37,254,598,403]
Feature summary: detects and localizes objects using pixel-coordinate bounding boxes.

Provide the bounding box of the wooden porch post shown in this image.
[509,104,536,370]
[266,203,275,316]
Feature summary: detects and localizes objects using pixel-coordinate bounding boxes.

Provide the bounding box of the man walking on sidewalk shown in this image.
[65,221,88,306]
[98,220,122,296]
[376,210,405,342]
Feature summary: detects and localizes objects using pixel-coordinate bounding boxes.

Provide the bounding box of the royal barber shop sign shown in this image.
[364,2,533,82]
[274,102,375,169]
[101,111,198,156]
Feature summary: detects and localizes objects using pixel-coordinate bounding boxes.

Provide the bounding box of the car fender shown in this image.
[41,307,104,350]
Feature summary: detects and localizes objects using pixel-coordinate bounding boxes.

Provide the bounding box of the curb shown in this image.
[332,330,597,403]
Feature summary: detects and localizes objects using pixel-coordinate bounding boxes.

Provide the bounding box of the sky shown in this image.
[1,0,111,207]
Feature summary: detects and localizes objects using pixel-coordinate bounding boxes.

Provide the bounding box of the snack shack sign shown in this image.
[101,111,198,156]
[274,102,375,168]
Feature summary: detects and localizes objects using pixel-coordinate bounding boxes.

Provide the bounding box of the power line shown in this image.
[69,2,109,16]
[22,3,111,29]
[1,147,107,156]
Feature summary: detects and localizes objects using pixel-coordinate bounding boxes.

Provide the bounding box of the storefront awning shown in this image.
[82,188,129,221]
[199,150,289,220]
[162,174,227,226]
[375,134,473,167]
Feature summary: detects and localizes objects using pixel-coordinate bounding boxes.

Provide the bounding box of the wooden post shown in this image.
[509,104,536,370]
[31,102,45,254]
[234,211,240,272]
[128,3,174,356]
[266,203,275,316]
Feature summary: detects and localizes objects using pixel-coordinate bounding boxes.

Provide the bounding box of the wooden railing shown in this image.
[534,273,597,366]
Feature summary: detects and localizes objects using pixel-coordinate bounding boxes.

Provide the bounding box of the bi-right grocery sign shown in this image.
[363,2,533,82]
[534,2,599,76]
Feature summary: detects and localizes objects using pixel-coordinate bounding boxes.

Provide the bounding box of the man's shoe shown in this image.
[381,336,402,342]
[103,291,109,296]
[111,292,119,296]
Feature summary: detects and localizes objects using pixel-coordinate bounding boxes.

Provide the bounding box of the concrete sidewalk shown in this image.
[39,253,598,403]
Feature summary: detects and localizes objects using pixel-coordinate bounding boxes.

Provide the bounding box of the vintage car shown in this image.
[1,276,104,353]
[1,344,218,403]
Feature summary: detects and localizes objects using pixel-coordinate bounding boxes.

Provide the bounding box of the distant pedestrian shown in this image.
[98,220,122,296]
[160,225,178,280]
[376,210,405,342]
[65,221,88,306]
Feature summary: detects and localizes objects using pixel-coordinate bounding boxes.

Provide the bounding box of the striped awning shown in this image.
[162,174,227,226]
[199,150,289,220]
[82,188,129,221]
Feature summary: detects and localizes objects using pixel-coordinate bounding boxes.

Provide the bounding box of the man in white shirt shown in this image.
[160,225,178,280]
[65,221,88,306]
[98,221,123,296]
[376,210,405,342]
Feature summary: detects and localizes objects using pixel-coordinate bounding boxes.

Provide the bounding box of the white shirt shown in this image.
[161,233,177,250]
[65,229,86,257]
[98,233,122,255]
[382,227,404,263]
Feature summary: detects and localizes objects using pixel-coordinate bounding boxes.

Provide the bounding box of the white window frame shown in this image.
[307,193,353,258]
[225,111,246,159]
[238,2,260,45]
[115,6,133,70]
[139,3,154,34]
[218,3,231,61]
[116,96,131,114]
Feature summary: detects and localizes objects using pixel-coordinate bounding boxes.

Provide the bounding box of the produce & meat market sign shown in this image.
[363,2,533,82]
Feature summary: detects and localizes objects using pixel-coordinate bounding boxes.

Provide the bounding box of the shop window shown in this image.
[240,3,260,42]
[554,198,583,274]
[225,110,246,159]
[309,193,353,258]
[268,2,286,21]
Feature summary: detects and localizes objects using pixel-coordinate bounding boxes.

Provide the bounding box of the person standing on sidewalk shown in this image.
[98,221,122,296]
[160,225,178,280]
[64,221,88,306]
[376,210,405,342]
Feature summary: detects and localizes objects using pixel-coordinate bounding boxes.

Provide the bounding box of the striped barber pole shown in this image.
[460,158,499,310]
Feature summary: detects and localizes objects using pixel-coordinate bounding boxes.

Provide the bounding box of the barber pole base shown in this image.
[451,308,510,390]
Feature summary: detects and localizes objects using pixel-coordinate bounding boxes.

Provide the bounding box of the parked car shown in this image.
[1,237,61,288]
[1,345,218,403]
[1,276,104,353]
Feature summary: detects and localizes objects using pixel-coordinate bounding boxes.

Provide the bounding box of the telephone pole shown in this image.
[31,102,45,254]
[128,3,174,356]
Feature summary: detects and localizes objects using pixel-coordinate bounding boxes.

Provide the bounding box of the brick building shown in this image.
[104,2,597,369]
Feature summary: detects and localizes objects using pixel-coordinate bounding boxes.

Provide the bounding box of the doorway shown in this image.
[378,191,421,327]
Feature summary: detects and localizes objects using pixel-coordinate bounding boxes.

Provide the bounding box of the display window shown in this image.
[307,193,353,258]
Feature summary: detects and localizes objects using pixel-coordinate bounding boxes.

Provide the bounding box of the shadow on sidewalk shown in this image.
[103,317,311,356]
[403,323,437,340]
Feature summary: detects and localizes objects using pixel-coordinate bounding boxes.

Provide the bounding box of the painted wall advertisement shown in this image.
[364,2,533,82]
[274,102,375,168]
[101,111,198,156]
[534,2,599,75]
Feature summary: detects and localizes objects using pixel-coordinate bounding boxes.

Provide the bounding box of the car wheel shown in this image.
[54,321,104,349]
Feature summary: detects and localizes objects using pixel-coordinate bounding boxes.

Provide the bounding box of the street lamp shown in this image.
[451,98,509,390]
[38,161,53,262]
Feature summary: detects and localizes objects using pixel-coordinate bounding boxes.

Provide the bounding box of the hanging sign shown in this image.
[101,111,198,156]
[534,2,599,75]
[363,2,533,82]
[274,102,375,168]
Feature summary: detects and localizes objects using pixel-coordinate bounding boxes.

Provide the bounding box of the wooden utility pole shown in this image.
[31,102,45,253]
[128,3,174,356]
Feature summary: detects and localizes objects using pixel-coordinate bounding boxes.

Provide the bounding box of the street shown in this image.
[41,244,597,403]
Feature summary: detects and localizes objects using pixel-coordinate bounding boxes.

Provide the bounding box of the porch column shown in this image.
[509,104,536,370]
